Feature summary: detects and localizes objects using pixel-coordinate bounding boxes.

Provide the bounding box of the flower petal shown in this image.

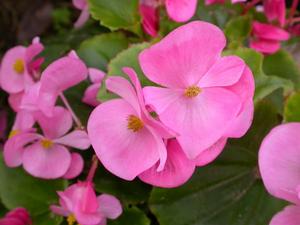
[97,194,122,219]
[8,92,24,112]
[252,21,290,41]
[63,153,84,179]
[89,68,105,83]
[165,0,197,22]
[50,205,70,217]
[270,205,300,225]
[54,130,90,150]
[139,21,226,88]
[82,83,101,107]
[74,6,90,28]
[250,38,281,54]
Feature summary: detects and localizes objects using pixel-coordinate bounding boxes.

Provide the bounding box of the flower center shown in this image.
[127,115,144,132]
[13,59,25,74]
[40,139,53,149]
[67,214,81,225]
[8,129,20,139]
[184,86,201,98]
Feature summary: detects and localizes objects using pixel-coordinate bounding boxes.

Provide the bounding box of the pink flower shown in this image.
[259,123,300,225]
[73,0,90,28]
[139,21,254,159]
[231,0,246,3]
[205,0,225,5]
[250,21,290,54]
[0,208,32,225]
[264,0,286,27]
[139,0,160,37]
[88,67,173,181]
[50,181,122,225]
[165,0,198,22]
[82,68,105,107]
[4,106,90,179]
[0,37,43,94]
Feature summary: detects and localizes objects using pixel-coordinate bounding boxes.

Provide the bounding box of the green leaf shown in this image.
[34,212,63,225]
[78,32,130,71]
[108,42,155,86]
[0,155,67,217]
[108,207,150,225]
[88,0,141,35]
[94,167,151,205]
[284,92,300,122]
[263,50,300,89]
[149,102,286,225]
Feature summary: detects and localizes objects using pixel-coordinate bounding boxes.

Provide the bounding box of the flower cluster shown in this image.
[0,208,31,225]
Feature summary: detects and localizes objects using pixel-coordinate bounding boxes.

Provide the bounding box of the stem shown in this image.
[86,155,99,182]
[59,93,83,129]
[288,0,299,25]
[243,0,262,14]
[290,16,300,24]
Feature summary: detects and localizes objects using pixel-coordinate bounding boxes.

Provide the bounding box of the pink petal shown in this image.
[270,205,300,225]
[20,82,40,112]
[75,211,102,225]
[50,205,70,217]
[12,110,35,131]
[25,38,44,67]
[264,0,286,27]
[74,6,90,28]
[3,133,40,167]
[82,83,101,107]
[139,21,226,88]
[199,56,245,88]
[97,194,122,219]
[231,0,246,3]
[63,153,84,179]
[252,21,290,41]
[139,3,159,37]
[194,138,227,166]
[89,68,105,83]
[250,38,281,54]
[54,130,90,150]
[8,92,24,112]
[73,0,87,10]
[38,54,88,116]
[35,106,73,139]
[165,0,197,22]
[80,182,99,213]
[139,139,196,188]
[0,218,24,225]
[23,142,72,179]
[205,0,225,5]
[259,123,300,205]
[88,99,160,180]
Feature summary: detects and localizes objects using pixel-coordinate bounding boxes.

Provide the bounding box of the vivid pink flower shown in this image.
[264,0,286,27]
[165,0,198,22]
[259,123,300,225]
[250,21,290,54]
[4,106,90,179]
[73,0,90,28]
[139,21,254,159]
[88,67,173,181]
[0,208,32,225]
[139,0,159,37]
[50,181,122,225]
[0,37,43,94]
[82,68,105,107]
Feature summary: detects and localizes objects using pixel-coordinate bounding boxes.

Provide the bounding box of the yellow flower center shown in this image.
[184,86,201,98]
[8,129,20,139]
[127,115,144,132]
[40,139,53,149]
[67,214,81,225]
[13,59,25,74]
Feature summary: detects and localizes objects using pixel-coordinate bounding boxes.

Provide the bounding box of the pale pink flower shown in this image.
[88,67,173,181]
[259,123,300,225]
[82,68,105,107]
[250,21,290,54]
[139,21,254,159]
[4,106,90,179]
[139,0,160,37]
[165,0,198,22]
[73,0,90,28]
[0,208,32,225]
[264,0,286,27]
[50,181,122,225]
[0,37,43,94]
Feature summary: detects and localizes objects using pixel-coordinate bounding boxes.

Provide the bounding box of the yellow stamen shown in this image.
[13,59,25,74]
[127,115,144,132]
[40,139,53,149]
[8,130,20,139]
[184,86,201,98]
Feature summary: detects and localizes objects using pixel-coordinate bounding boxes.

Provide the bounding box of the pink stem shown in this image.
[86,155,99,182]
[290,16,300,24]
[288,0,299,25]
[59,93,83,129]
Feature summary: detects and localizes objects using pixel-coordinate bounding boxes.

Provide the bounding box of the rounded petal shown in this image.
[259,123,300,205]
[8,92,24,112]
[194,138,227,166]
[250,38,281,54]
[165,0,197,22]
[139,21,226,88]
[63,153,84,179]
[264,0,286,27]
[73,0,87,9]
[50,205,70,217]
[270,205,300,225]
[252,21,290,41]
[12,110,35,131]
[89,68,105,83]
[0,218,24,225]
[54,130,90,150]
[20,82,41,112]
[82,83,101,107]
[88,99,160,180]
[140,3,159,37]
[74,6,90,28]
[97,194,122,219]
[23,143,71,179]
[139,139,196,188]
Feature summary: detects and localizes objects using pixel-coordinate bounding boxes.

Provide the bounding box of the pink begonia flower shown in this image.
[0,208,32,225]
[82,68,105,107]
[264,0,286,27]
[50,181,122,225]
[250,21,290,54]
[259,123,300,225]
[8,92,24,112]
[139,0,159,37]
[0,37,44,94]
[4,106,90,179]
[140,21,254,159]
[73,0,90,28]
[88,67,174,181]
[165,0,198,22]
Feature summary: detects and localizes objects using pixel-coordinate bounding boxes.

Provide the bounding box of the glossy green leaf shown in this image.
[108,207,150,225]
[284,92,300,122]
[34,212,63,225]
[88,0,141,35]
